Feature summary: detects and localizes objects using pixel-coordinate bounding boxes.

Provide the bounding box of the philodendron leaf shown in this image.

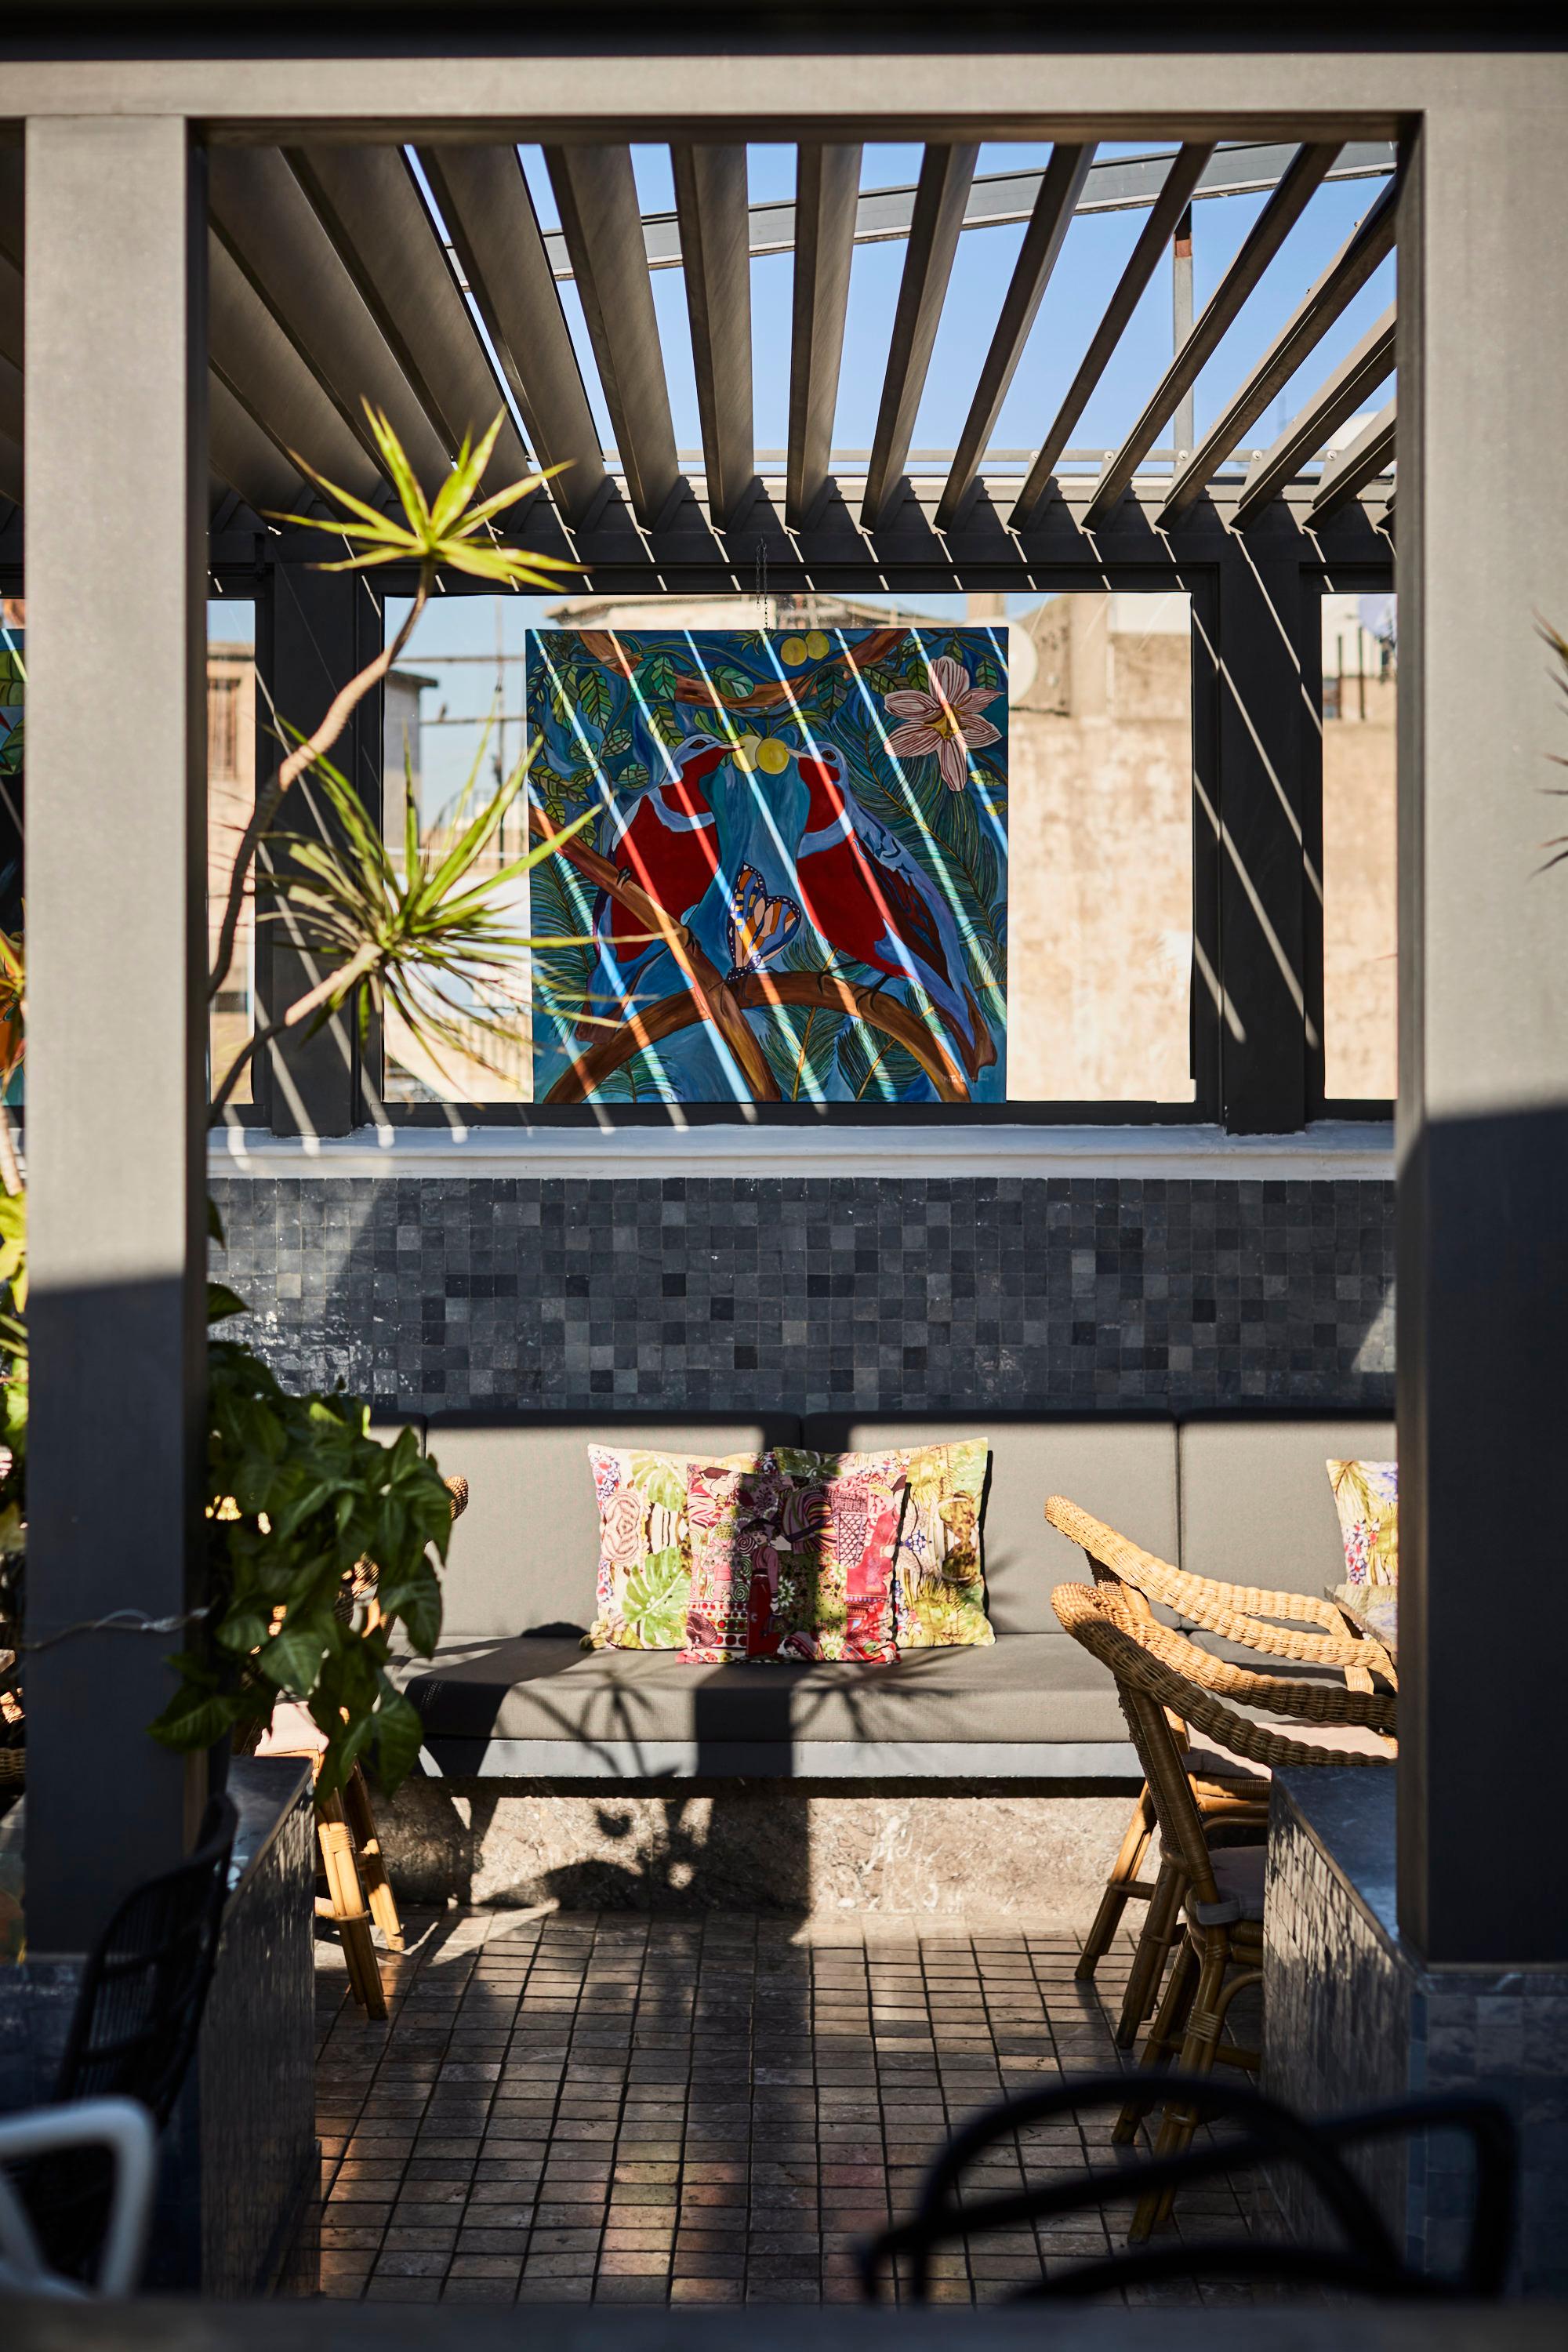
[260,1619,331,1691]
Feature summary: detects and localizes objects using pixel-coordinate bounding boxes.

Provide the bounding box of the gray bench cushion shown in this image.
[421,1414,801,1636]
[402,1630,1126,1753]
[1178,1415,1396,1599]
[801,1414,1179,1636]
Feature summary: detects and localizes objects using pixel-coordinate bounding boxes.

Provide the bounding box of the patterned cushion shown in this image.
[586,1446,762,1650]
[1327,1458,1399,1587]
[682,1449,908,1664]
[891,1439,995,1649]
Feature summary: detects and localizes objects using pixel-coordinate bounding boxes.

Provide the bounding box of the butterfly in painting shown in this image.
[725,865,802,981]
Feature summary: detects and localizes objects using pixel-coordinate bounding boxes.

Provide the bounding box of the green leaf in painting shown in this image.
[836,1018,927,1102]
[575,665,615,731]
[641,652,681,698]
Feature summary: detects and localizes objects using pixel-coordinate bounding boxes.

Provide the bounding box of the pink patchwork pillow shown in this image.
[681,1448,907,1665]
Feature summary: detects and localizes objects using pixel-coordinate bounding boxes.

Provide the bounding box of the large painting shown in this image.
[524,626,1007,1105]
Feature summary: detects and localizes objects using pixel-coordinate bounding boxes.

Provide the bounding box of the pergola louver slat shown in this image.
[1159,173,1399,524]
[543,144,683,532]
[670,143,754,532]
[209,148,452,495]
[209,373,310,518]
[861,143,980,531]
[1310,397,1396,520]
[206,230,385,510]
[1010,143,1214,530]
[787,143,863,533]
[1083,140,1344,530]
[1233,304,1396,527]
[415,147,604,532]
[935,141,1096,533]
[288,146,532,496]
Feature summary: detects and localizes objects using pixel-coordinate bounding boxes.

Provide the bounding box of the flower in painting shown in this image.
[883,655,1003,793]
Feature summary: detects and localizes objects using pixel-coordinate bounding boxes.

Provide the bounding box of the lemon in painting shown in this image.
[755,738,792,775]
[804,630,830,659]
[731,732,762,772]
[779,635,808,666]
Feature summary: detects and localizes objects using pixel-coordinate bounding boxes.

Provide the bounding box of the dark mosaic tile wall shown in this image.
[210,1174,1395,1417]
[1265,1777,1568,2296]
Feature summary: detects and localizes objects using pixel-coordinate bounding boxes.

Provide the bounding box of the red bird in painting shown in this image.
[790,741,993,1084]
[578,722,729,1031]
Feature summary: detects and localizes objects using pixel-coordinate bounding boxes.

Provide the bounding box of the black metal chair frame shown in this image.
[858,2071,1517,2305]
[9,1790,238,2285]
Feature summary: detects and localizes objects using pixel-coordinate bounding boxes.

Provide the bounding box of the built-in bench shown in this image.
[393,1408,1394,1783]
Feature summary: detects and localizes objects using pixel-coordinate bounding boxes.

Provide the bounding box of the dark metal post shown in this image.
[256,562,384,1137]
[24,116,209,1948]
[1210,533,1313,1134]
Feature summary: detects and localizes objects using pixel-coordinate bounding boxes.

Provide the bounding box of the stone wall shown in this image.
[209,1172,1396,1418]
[377,1777,1135,1928]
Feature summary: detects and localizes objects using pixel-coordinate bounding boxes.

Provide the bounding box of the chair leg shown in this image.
[1131,1933,1235,2241]
[1115,1857,1188,2046]
[342,1764,404,1952]
[1113,1934,1197,2144]
[317,1791,387,2022]
[1076,1784,1157,1983]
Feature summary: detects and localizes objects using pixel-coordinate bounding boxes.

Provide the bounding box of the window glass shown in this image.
[207,602,256,1109]
[1005,591,1194,1102]
[1321,592,1396,1102]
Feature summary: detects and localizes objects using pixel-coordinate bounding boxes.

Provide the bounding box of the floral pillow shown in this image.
[1327,1458,1399,1644]
[682,1449,908,1665]
[586,1446,762,1650]
[891,1439,994,1648]
[1327,1458,1399,1587]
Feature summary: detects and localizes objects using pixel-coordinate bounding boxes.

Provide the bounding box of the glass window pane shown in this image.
[1005,591,1195,1102]
[1321,592,1397,1102]
[208,601,256,1110]
[381,594,532,1105]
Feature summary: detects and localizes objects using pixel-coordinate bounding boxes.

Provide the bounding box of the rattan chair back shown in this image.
[1045,1493,1396,1686]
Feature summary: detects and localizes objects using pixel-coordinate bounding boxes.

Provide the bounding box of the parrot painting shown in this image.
[526,626,1007,1103]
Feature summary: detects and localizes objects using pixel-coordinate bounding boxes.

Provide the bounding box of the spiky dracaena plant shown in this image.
[209,728,609,1118]
[205,402,583,1033]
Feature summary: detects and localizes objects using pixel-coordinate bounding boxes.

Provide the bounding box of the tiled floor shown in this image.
[314,1907,1266,2307]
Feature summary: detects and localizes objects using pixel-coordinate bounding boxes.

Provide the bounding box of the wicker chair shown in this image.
[1051,1579,1393,2239]
[1046,1492,1395,2034]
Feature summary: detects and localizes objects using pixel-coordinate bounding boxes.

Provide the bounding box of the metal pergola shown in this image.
[0,118,1396,1143]
[2,7,1566,2000]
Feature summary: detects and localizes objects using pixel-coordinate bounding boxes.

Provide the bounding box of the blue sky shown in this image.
[373,141,1395,814]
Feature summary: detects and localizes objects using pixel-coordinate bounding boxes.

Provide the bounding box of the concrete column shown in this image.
[1396,95,1568,1962]
[24,117,209,1949]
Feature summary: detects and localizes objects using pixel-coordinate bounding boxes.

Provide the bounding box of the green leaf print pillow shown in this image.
[891,1439,995,1649]
[585,1446,763,1650]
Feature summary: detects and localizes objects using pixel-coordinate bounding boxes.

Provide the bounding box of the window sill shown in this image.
[209,1120,1395,1181]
